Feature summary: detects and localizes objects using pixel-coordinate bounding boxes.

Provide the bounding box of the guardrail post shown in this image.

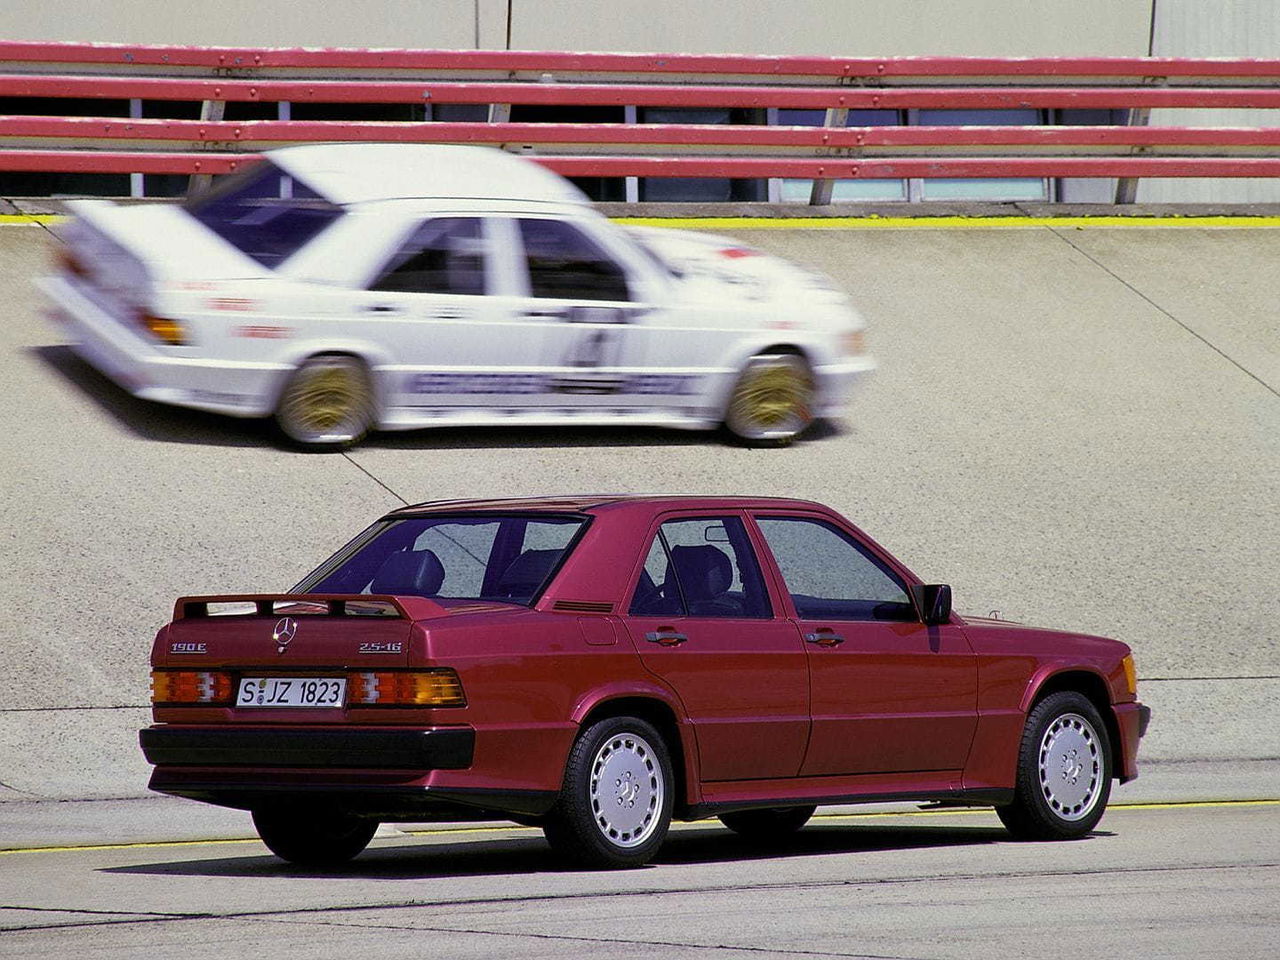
[1115,106,1152,204]
[188,98,226,196]
[809,107,849,205]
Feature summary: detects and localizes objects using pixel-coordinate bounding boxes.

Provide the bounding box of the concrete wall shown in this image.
[6,0,1150,55]
[1141,0,1280,203]
[507,1,1151,56]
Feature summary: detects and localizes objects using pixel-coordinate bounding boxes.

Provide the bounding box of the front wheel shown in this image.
[543,716,673,868]
[723,353,815,447]
[718,805,816,840]
[274,355,375,450]
[252,806,378,866]
[997,691,1113,840]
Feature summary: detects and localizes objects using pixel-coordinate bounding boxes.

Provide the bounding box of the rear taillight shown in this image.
[349,669,466,707]
[151,670,234,705]
[137,312,189,346]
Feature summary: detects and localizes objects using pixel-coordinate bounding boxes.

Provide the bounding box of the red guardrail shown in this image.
[3,41,1279,202]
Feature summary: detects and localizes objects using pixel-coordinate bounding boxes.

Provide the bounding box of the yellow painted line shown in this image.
[4,213,1280,230]
[1,798,1274,857]
[812,797,1280,822]
[0,214,61,225]
[614,215,1280,230]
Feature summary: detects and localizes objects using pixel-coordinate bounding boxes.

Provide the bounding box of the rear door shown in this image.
[621,513,809,782]
[751,513,978,777]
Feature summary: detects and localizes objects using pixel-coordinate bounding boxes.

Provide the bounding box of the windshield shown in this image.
[185,160,343,268]
[293,514,589,606]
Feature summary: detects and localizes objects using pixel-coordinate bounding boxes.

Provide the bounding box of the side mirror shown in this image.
[911,584,952,625]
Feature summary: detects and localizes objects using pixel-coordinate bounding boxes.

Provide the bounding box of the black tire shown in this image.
[543,716,673,868]
[274,354,375,450]
[718,805,816,840]
[997,691,1113,841]
[723,352,814,448]
[252,806,378,866]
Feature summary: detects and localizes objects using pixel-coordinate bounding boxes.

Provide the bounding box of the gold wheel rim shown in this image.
[280,360,370,444]
[728,357,813,440]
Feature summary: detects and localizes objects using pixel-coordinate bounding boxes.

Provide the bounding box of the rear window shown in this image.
[185,161,343,268]
[294,514,588,607]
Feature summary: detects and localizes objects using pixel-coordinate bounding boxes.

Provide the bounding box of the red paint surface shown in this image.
[145,496,1148,817]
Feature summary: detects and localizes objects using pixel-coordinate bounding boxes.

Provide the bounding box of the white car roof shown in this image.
[268,143,591,207]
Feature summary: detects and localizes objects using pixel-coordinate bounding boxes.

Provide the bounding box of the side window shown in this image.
[629,517,771,618]
[756,517,914,622]
[370,217,486,295]
[517,218,630,302]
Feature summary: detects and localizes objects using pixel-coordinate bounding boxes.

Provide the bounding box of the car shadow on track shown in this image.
[102,823,1015,881]
[32,344,274,448]
[33,344,847,451]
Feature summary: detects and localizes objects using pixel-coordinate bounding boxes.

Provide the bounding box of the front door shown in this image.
[622,515,809,782]
[752,514,978,777]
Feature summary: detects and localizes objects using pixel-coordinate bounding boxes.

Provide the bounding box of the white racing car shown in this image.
[40,144,874,449]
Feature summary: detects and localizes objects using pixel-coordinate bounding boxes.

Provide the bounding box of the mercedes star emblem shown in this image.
[272,616,298,654]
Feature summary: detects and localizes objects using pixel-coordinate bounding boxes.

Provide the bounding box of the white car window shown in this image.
[517,218,631,302]
[370,217,487,295]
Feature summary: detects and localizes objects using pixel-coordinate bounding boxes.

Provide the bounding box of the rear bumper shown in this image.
[39,274,285,417]
[139,725,474,770]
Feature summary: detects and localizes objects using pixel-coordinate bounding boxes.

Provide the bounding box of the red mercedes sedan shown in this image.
[141,495,1150,868]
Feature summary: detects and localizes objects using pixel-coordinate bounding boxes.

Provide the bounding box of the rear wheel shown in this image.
[718,805,816,840]
[252,806,378,866]
[274,355,374,450]
[543,716,673,868]
[723,353,814,447]
[997,691,1113,840]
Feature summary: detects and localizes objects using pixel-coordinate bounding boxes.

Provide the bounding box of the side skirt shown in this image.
[681,786,1014,822]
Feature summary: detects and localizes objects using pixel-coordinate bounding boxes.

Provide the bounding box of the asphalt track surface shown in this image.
[0,213,1277,955]
[2,801,1276,959]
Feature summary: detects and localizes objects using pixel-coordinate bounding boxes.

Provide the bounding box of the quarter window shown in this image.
[756,517,914,621]
[629,517,771,618]
[370,217,487,295]
[517,218,630,301]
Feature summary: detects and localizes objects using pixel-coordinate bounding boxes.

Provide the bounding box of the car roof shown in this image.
[268,143,590,206]
[386,495,829,519]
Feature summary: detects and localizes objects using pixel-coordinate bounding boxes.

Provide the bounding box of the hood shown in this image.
[625,225,850,307]
[958,613,1130,658]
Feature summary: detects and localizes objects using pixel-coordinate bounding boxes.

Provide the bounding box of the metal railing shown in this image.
[3,41,1279,202]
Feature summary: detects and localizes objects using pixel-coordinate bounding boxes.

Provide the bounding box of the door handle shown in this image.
[522,307,569,320]
[645,629,688,646]
[367,304,400,314]
[804,630,845,647]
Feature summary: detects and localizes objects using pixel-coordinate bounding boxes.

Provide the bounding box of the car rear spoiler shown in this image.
[172,593,449,622]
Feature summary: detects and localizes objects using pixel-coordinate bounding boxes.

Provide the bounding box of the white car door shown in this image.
[356,215,543,411]
[495,215,702,412]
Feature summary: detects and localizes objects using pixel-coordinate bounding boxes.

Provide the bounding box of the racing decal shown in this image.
[406,373,546,395]
[233,324,293,339]
[209,298,259,312]
[404,372,699,396]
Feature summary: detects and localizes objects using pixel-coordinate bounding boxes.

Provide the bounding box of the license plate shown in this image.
[237,677,346,708]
